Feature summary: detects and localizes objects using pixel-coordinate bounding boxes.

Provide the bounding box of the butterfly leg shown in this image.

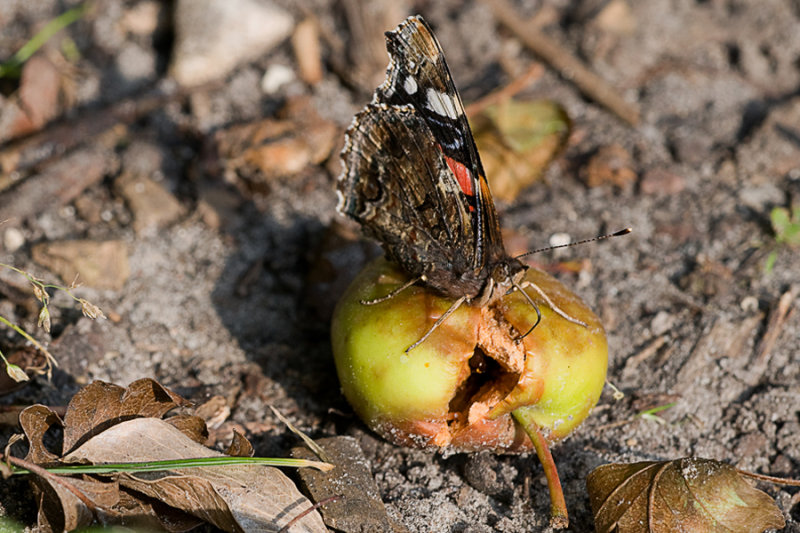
[518,281,588,328]
[360,276,423,305]
[405,295,467,353]
[511,280,542,340]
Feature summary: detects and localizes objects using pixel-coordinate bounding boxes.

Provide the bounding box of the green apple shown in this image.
[331,257,607,450]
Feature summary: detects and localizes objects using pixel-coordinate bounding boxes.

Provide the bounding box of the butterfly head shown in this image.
[473,259,527,307]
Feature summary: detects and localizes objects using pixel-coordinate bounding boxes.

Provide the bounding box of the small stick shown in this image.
[465,63,544,117]
[278,495,341,533]
[747,288,795,385]
[1,453,100,513]
[481,0,640,126]
[622,335,666,375]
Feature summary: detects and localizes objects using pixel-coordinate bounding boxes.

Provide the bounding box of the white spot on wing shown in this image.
[403,76,418,95]
[425,88,459,119]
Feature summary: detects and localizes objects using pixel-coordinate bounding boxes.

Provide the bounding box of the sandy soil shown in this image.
[1,0,798,531]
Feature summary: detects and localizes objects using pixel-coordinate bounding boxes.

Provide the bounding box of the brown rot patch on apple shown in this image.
[446,306,526,439]
[331,257,608,453]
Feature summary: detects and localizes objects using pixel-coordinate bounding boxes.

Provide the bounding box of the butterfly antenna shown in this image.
[515,228,631,259]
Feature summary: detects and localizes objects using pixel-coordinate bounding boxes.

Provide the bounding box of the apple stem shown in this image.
[512,409,568,529]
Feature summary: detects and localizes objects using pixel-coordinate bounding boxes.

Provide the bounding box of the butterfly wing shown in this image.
[375,16,507,269]
[338,102,484,297]
[337,15,507,298]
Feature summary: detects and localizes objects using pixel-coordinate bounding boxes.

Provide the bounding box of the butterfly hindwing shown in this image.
[338,103,485,296]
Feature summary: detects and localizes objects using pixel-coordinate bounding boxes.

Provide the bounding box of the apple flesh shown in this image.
[331,257,607,452]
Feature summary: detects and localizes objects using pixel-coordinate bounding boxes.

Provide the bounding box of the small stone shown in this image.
[738,183,785,211]
[549,232,572,247]
[32,240,130,291]
[594,0,636,35]
[3,227,25,252]
[650,311,674,336]
[261,64,296,94]
[117,176,184,236]
[583,144,637,188]
[640,168,686,195]
[121,0,161,36]
[170,0,293,87]
[115,42,156,84]
[740,296,759,313]
[292,436,403,532]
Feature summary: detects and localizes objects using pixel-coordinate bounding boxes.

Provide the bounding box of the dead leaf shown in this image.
[36,475,119,531]
[214,96,338,186]
[66,418,326,532]
[165,414,210,444]
[587,457,786,533]
[61,378,191,455]
[0,56,63,142]
[471,99,570,202]
[20,404,63,464]
[15,378,326,532]
[226,429,254,457]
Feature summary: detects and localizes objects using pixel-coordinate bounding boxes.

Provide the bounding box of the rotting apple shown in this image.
[331,257,608,527]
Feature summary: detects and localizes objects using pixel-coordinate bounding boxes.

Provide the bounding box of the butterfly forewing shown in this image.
[374,16,507,270]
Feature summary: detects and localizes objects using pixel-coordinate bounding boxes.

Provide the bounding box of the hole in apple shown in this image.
[447,342,521,435]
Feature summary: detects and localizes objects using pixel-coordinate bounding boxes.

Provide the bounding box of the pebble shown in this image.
[261,64,296,94]
[170,0,293,87]
[3,227,25,252]
[32,240,130,291]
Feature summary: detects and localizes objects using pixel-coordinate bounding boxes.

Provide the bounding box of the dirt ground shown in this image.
[1,0,799,531]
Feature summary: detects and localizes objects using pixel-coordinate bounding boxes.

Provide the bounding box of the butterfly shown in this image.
[337,15,583,350]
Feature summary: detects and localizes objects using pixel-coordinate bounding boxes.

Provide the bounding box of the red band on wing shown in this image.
[443,155,474,197]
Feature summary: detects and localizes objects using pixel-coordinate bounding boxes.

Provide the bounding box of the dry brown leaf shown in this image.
[226,429,255,457]
[214,96,338,186]
[166,414,210,445]
[587,457,786,533]
[65,418,326,532]
[582,143,636,188]
[19,404,62,464]
[61,378,191,454]
[34,475,120,532]
[15,378,325,532]
[471,99,570,202]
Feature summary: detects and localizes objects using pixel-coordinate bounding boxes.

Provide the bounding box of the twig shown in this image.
[465,63,544,117]
[0,453,101,513]
[277,495,340,533]
[270,406,333,464]
[736,469,800,487]
[481,0,640,126]
[747,288,795,385]
[621,335,666,376]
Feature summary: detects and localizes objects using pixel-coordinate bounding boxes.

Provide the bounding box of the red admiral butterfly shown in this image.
[337,15,585,350]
